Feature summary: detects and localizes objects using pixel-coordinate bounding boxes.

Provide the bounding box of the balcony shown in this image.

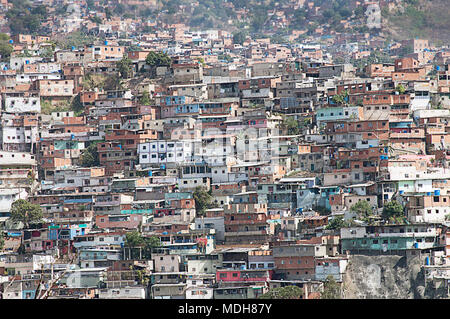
[225,219,267,226]
[390,132,425,139]
[364,230,438,238]
[0,170,30,179]
[224,230,267,237]
[95,200,120,206]
[54,216,93,223]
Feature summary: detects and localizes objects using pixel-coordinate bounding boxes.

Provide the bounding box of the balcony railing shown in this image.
[224,230,267,237]
[225,219,267,225]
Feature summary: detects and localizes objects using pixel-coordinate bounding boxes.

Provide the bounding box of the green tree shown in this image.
[314,205,331,216]
[105,7,112,20]
[89,16,103,25]
[145,51,171,67]
[193,186,214,216]
[331,90,349,106]
[382,200,404,220]
[6,2,47,35]
[292,8,307,28]
[114,3,126,15]
[139,91,151,105]
[9,199,43,229]
[196,57,206,67]
[0,33,13,62]
[71,94,84,115]
[80,142,100,167]
[144,235,161,253]
[103,73,123,91]
[117,57,133,79]
[350,200,373,219]
[322,8,335,21]
[232,31,247,45]
[125,231,161,259]
[284,117,301,135]
[0,232,4,251]
[135,269,149,285]
[354,5,365,18]
[398,45,414,57]
[125,230,145,248]
[250,11,266,33]
[338,7,352,19]
[353,50,393,70]
[125,230,144,259]
[395,84,406,94]
[326,216,347,230]
[259,285,304,299]
[320,275,341,299]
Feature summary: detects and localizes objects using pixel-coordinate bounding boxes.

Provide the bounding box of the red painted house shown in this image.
[216,268,273,283]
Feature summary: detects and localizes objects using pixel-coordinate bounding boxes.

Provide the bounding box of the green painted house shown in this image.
[340,224,442,253]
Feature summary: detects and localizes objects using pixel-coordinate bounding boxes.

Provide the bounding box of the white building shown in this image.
[98,286,147,299]
[4,96,41,113]
[138,140,195,166]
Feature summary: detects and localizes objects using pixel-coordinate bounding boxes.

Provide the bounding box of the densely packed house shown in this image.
[0,0,449,300]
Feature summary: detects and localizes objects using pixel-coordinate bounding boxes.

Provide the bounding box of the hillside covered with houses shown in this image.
[0,0,449,300]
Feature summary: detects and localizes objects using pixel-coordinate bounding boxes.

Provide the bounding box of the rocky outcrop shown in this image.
[342,254,426,299]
